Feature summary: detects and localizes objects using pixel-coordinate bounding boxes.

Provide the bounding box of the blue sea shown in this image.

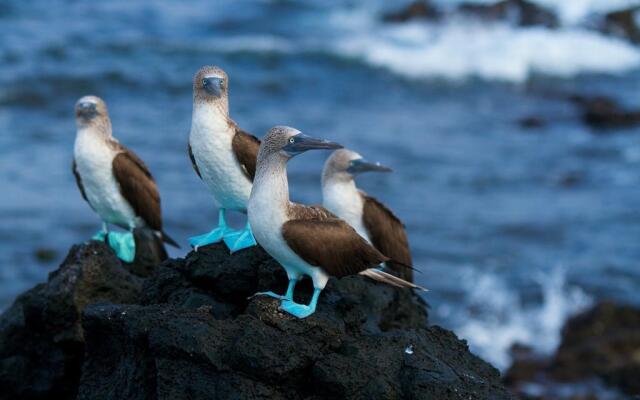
[1,0,640,371]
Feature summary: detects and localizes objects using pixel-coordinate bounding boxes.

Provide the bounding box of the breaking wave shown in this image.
[439,266,592,370]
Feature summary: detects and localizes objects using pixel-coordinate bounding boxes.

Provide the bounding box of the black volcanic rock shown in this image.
[550,302,640,396]
[458,0,559,28]
[505,302,640,398]
[0,242,516,400]
[602,6,640,45]
[570,95,640,129]
[382,1,442,23]
[0,242,143,400]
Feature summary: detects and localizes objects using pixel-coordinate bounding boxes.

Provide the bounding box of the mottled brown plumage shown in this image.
[361,193,413,282]
[231,125,260,181]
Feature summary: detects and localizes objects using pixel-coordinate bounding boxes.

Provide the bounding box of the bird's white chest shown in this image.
[322,181,370,242]
[189,110,252,211]
[249,178,328,287]
[74,132,136,228]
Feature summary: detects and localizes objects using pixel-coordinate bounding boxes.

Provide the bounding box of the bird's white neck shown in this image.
[191,101,230,137]
[322,176,368,239]
[251,154,290,218]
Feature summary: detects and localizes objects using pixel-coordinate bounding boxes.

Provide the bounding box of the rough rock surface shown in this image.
[0,242,516,400]
[0,242,143,400]
[505,301,640,399]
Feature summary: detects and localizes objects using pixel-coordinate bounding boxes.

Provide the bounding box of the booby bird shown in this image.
[322,149,413,282]
[73,95,179,262]
[248,126,425,319]
[188,66,259,253]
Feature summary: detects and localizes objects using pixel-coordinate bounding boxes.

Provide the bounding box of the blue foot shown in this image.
[250,279,297,302]
[280,300,316,319]
[107,231,136,263]
[189,208,236,250]
[223,225,257,253]
[279,288,321,319]
[189,227,234,250]
[251,291,287,300]
[92,230,107,242]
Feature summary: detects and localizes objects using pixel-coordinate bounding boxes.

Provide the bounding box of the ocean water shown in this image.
[1,0,640,371]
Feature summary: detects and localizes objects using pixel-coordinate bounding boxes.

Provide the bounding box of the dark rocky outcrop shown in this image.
[601,6,640,45]
[382,1,442,23]
[550,302,640,396]
[570,95,640,130]
[0,241,516,400]
[505,301,640,398]
[458,0,559,28]
[382,0,558,28]
[0,242,143,400]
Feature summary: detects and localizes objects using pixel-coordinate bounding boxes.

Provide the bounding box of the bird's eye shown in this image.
[202,79,207,87]
[289,137,295,144]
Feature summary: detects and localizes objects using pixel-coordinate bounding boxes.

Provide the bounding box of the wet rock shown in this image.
[382,1,442,23]
[505,302,640,398]
[550,301,640,396]
[602,6,640,45]
[503,343,549,390]
[458,0,559,28]
[518,116,547,129]
[0,241,143,400]
[1,242,515,400]
[570,95,640,129]
[33,247,58,263]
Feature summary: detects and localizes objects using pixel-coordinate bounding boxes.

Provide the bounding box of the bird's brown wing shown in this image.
[72,159,91,207]
[361,193,413,282]
[111,145,162,231]
[188,143,202,179]
[282,205,388,278]
[231,125,260,181]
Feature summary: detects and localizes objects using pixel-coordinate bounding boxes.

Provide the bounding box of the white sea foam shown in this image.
[333,20,640,83]
[443,266,592,370]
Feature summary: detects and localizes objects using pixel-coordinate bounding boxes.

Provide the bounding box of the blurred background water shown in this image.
[1,0,640,372]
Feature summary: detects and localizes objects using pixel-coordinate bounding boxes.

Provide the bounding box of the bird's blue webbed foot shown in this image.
[250,279,297,301]
[189,208,235,250]
[92,222,108,242]
[107,231,136,263]
[223,221,257,253]
[280,288,321,319]
[92,230,107,242]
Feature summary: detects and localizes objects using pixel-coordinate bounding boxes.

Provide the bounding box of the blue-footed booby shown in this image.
[322,149,413,282]
[73,95,179,262]
[188,66,259,253]
[248,126,425,319]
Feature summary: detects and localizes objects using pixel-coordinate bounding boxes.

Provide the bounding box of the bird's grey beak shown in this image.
[202,77,224,97]
[76,102,97,118]
[283,134,343,156]
[347,158,393,174]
